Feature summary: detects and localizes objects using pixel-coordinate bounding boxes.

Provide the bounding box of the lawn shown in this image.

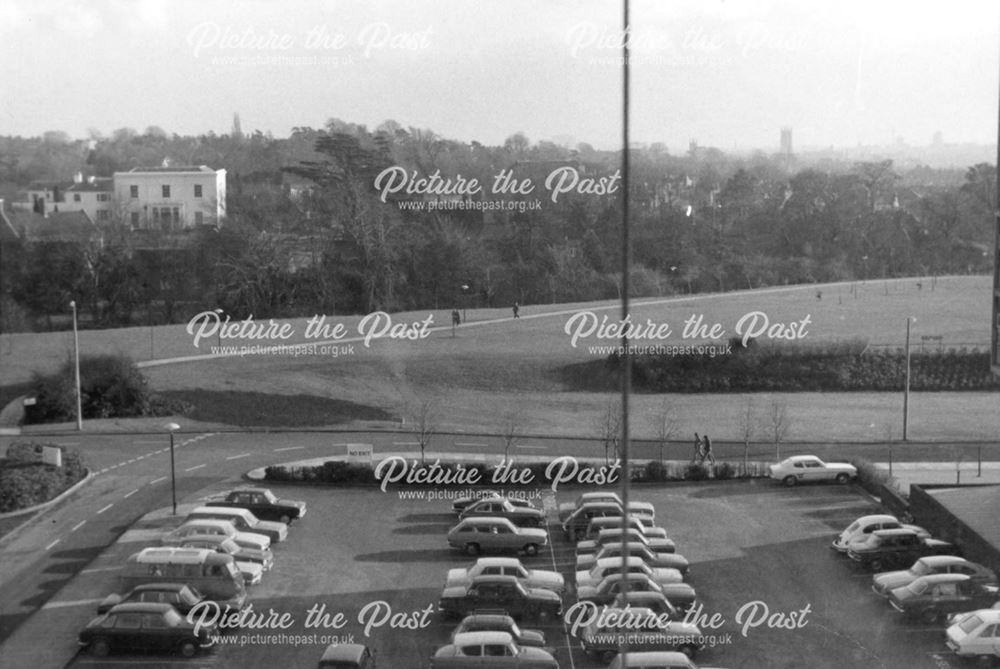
[1,275,997,441]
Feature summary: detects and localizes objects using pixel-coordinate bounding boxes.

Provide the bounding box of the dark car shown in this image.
[873,556,996,597]
[205,487,306,523]
[438,575,562,622]
[97,583,206,616]
[78,602,215,658]
[317,643,377,668]
[847,528,959,572]
[460,497,546,528]
[450,613,550,651]
[889,574,1000,623]
[562,502,626,541]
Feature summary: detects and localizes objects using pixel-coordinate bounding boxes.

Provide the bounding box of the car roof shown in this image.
[475,557,523,567]
[850,514,898,524]
[133,547,215,563]
[107,602,176,614]
[612,650,693,666]
[872,528,918,537]
[452,631,514,644]
[594,556,648,568]
[460,613,516,626]
[178,518,235,530]
[128,583,189,593]
[471,575,520,585]
[912,573,971,585]
[919,555,967,567]
[191,506,252,518]
[456,517,515,527]
[319,644,370,662]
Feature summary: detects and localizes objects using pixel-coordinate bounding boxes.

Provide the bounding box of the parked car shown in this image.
[562,502,629,541]
[447,517,548,557]
[832,514,929,553]
[450,613,551,652]
[438,575,562,622]
[577,542,689,576]
[768,455,857,486]
[460,497,546,528]
[613,591,680,620]
[583,515,664,542]
[77,602,215,658]
[431,631,558,668]
[889,574,999,623]
[578,606,705,662]
[205,487,306,523]
[873,556,996,596]
[97,583,206,616]
[177,538,263,586]
[162,518,270,551]
[446,557,565,595]
[558,492,655,523]
[318,643,377,668]
[576,556,683,591]
[177,534,274,570]
[606,650,728,669]
[946,608,1000,661]
[452,491,537,514]
[847,528,959,572]
[576,573,696,613]
[186,506,287,543]
[576,528,676,557]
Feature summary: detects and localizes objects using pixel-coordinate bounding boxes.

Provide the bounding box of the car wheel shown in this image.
[783,475,797,487]
[465,543,480,556]
[178,640,198,658]
[279,514,291,524]
[600,650,618,664]
[574,529,586,542]
[835,473,850,484]
[524,543,539,557]
[870,558,884,572]
[90,639,111,658]
[920,609,941,625]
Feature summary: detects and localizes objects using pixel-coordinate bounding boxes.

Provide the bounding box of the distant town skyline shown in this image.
[2,0,998,152]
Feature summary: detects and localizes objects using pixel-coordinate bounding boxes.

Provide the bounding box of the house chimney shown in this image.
[73,171,83,184]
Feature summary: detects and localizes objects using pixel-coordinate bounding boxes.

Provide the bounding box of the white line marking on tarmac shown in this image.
[185,464,206,472]
[80,566,122,574]
[71,520,86,532]
[226,453,251,460]
[150,476,167,484]
[97,504,113,515]
[124,488,138,498]
[455,442,488,447]
[42,598,104,610]
[45,539,60,550]
[393,441,419,446]
[516,445,548,450]
[274,446,305,452]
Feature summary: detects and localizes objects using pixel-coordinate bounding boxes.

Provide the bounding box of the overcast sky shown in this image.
[1,0,998,151]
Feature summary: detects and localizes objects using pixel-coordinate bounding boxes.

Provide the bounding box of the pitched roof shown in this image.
[122,165,220,174]
[6,210,98,243]
[0,208,22,244]
[67,178,113,193]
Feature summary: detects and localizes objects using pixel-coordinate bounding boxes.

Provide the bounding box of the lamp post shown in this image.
[903,317,915,441]
[69,300,82,431]
[166,422,181,515]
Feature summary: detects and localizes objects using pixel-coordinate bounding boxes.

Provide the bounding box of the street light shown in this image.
[165,422,181,515]
[903,317,916,442]
[69,300,82,431]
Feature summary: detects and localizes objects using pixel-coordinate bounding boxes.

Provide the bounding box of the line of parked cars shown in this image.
[76,486,306,659]
[833,512,1000,663]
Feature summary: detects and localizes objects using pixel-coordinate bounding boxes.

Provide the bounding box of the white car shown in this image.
[832,514,928,553]
[576,556,683,590]
[445,557,565,595]
[161,519,270,551]
[946,608,1000,660]
[768,455,856,486]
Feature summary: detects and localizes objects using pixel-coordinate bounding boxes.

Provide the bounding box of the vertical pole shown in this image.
[978,446,982,477]
[903,318,910,441]
[169,431,177,515]
[619,1,632,665]
[70,301,83,431]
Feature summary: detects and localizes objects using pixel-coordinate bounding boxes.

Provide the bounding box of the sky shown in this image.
[1,0,998,152]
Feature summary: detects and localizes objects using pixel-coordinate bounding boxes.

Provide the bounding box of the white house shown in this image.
[15,173,114,221]
[113,165,226,230]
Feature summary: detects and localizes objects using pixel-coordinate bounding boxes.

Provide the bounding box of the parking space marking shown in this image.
[97,503,114,514]
[226,453,252,460]
[274,446,305,452]
[80,565,123,574]
[393,441,419,446]
[542,492,576,669]
[516,444,547,450]
[41,597,104,610]
[45,539,60,550]
[71,520,87,532]
[150,476,167,484]
[185,464,207,472]
[124,488,139,498]
[454,442,488,447]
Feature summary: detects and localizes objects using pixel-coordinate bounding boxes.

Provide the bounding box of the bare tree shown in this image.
[500,406,524,462]
[408,399,437,464]
[594,398,622,465]
[765,399,792,460]
[648,400,679,464]
[737,396,757,475]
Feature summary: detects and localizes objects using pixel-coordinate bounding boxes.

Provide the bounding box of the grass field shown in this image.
[2,275,997,441]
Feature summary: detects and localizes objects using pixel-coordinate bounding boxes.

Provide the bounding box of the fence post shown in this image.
[978,446,982,477]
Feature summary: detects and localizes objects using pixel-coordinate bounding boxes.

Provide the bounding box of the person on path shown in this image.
[513,302,520,319]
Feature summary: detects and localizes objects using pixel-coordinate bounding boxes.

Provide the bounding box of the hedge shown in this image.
[0,442,87,513]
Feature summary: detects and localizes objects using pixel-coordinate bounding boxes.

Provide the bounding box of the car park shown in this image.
[177,534,275,570]
[575,556,684,590]
[447,517,548,556]
[606,650,727,669]
[872,555,996,596]
[438,575,563,622]
[576,527,676,556]
[768,455,857,486]
[832,514,929,553]
[946,608,1000,661]
[96,583,207,616]
[576,542,690,576]
[563,502,630,541]
[888,573,999,623]
[558,492,655,524]
[161,518,270,551]
[450,613,551,652]
[205,487,307,523]
[317,643,377,668]
[576,573,696,613]
[847,528,959,572]
[582,515,664,542]
[460,497,546,528]
[446,557,565,594]
[178,538,263,585]
[577,606,705,662]
[612,591,681,620]
[430,631,559,668]
[187,505,288,543]
[77,602,215,658]
[452,491,537,514]
[119,547,248,611]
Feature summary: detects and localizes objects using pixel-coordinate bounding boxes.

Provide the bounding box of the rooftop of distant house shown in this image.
[118,165,223,174]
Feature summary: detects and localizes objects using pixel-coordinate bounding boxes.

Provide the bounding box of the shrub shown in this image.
[849,457,891,496]
[0,444,87,512]
[645,460,668,482]
[26,354,157,424]
[685,463,710,481]
[714,462,737,480]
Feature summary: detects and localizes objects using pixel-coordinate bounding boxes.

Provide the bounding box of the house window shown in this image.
[195,211,204,225]
[130,212,139,227]
[130,185,139,198]
[162,185,171,198]
[73,194,81,202]
[152,207,160,225]
[194,184,203,197]
[97,193,110,202]
[172,207,180,225]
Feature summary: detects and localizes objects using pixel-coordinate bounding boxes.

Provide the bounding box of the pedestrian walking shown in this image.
[513,302,520,319]
[692,432,702,462]
[700,434,716,465]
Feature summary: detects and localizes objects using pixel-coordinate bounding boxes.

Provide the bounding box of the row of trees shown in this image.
[1,120,996,331]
